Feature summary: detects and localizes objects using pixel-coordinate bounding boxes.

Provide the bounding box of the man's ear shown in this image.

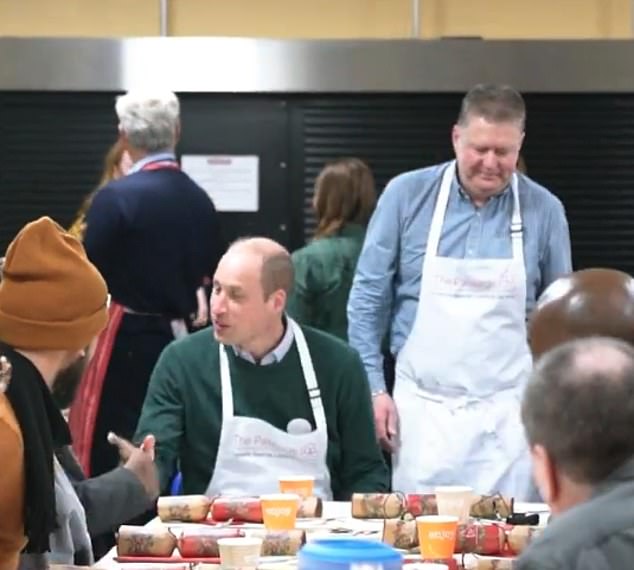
[451,123,461,153]
[531,443,559,506]
[272,289,287,314]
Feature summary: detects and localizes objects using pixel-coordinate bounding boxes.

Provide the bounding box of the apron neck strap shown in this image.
[509,176,523,260]
[428,161,523,260]
[218,320,328,431]
[219,345,235,418]
[289,319,327,431]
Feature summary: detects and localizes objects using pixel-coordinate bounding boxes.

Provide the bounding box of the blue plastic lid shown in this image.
[299,538,402,564]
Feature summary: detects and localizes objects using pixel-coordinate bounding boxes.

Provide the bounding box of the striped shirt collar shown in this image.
[232,315,295,365]
[128,151,177,174]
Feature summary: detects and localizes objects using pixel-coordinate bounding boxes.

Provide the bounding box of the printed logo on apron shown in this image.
[205,318,333,499]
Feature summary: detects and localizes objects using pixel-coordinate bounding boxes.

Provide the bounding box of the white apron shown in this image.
[392,160,534,500]
[205,318,332,499]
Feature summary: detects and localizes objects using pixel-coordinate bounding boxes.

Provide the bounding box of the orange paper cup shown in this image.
[260,493,300,530]
[416,515,458,560]
[279,475,315,498]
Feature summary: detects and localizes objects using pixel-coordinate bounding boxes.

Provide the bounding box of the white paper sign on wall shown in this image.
[181,154,259,212]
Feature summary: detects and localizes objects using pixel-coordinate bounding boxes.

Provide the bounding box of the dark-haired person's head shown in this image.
[522,336,634,515]
[312,158,376,239]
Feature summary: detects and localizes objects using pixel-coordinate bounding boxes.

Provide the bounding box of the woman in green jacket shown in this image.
[287,158,376,341]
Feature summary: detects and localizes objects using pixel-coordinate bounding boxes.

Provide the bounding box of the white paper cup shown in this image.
[405,562,449,570]
[217,537,263,570]
[434,485,474,523]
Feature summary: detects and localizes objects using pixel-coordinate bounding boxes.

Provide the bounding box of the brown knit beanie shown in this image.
[0,217,108,351]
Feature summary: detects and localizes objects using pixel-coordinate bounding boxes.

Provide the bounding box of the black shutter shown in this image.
[297,93,634,275]
[524,94,634,273]
[299,95,460,241]
[2,92,634,275]
[0,92,118,249]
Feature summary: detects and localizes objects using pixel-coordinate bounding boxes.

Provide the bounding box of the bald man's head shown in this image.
[522,336,634,486]
[210,237,293,351]
[228,237,293,299]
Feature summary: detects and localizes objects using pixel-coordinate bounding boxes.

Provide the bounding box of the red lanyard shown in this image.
[141,160,180,172]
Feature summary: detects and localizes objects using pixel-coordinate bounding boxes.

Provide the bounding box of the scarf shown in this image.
[1,344,72,553]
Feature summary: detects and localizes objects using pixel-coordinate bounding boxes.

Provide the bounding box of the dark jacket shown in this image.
[84,168,224,318]
[55,445,153,560]
[516,457,634,570]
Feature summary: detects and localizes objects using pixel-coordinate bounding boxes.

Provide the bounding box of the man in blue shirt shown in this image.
[348,84,572,499]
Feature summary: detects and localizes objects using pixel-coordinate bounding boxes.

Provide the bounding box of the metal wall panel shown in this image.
[0,92,116,246]
[2,37,634,93]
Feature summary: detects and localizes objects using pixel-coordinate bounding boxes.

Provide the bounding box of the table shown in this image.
[95,501,549,569]
[95,502,358,569]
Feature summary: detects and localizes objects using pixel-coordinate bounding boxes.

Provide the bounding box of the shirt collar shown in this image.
[128,151,177,174]
[452,171,512,203]
[232,315,295,366]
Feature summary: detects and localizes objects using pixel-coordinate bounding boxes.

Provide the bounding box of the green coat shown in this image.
[287,224,366,341]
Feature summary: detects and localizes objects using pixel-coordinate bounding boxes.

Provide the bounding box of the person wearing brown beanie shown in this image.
[0,217,158,568]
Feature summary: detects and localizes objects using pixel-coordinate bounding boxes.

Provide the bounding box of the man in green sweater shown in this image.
[135,237,388,499]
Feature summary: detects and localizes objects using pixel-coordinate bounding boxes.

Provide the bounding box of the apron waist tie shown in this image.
[414,380,520,402]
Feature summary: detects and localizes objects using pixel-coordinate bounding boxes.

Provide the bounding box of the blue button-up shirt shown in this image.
[347,162,573,393]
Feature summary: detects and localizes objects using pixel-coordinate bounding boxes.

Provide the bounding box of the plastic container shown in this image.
[298,537,403,570]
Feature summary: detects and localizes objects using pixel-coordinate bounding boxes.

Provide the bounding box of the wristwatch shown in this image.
[371,389,387,398]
